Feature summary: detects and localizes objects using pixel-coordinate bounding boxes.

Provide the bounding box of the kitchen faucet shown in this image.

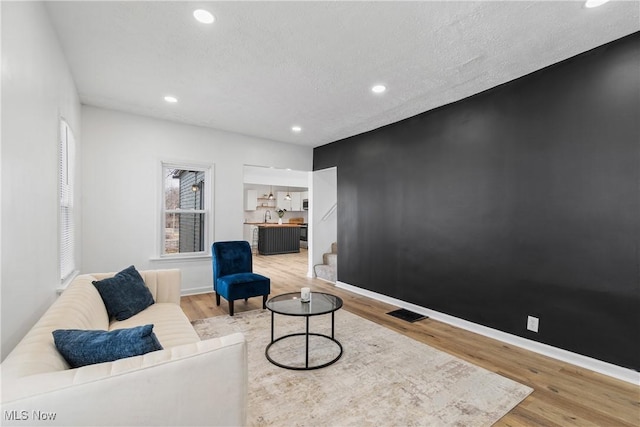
[264,210,271,223]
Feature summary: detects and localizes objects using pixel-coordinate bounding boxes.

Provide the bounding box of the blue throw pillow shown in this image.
[92,265,155,321]
[53,324,163,368]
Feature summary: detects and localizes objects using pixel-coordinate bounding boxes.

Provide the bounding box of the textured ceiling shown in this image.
[45,1,639,147]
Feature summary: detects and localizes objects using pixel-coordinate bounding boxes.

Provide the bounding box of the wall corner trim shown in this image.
[336,281,640,385]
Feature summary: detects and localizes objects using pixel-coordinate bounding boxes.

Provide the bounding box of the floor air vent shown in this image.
[386,308,428,323]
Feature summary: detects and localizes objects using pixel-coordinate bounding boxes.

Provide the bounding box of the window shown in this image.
[59,119,75,280]
[161,163,211,256]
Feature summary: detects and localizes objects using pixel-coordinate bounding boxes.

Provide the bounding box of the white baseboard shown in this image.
[181,286,213,296]
[336,281,640,385]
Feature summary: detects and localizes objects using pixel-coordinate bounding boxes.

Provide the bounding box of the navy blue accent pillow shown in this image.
[52,324,163,368]
[92,265,155,321]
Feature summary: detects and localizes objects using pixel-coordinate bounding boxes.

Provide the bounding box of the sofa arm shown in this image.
[1,333,247,426]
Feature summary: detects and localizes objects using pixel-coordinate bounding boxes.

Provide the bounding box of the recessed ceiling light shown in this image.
[585,0,610,7]
[164,96,178,103]
[291,126,302,133]
[372,85,387,94]
[193,9,215,24]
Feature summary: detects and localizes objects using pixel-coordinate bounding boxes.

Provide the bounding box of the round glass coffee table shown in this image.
[265,292,343,370]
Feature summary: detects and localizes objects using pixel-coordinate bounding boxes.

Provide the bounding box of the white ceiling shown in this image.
[45,1,639,148]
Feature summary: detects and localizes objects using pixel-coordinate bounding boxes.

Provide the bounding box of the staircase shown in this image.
[314,242,337,283]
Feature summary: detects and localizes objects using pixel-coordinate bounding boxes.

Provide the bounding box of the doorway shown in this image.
[243,165,310,271]
[309,167,337,279]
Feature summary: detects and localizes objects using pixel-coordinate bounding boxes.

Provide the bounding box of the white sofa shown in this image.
[0,269,247,426]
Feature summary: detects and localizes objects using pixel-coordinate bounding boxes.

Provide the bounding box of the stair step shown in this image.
[314,264,336,283]
[323,252,338,267]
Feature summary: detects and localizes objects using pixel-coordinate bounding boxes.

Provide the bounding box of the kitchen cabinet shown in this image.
[276,191,305,211]
[257,225,300,255]
[276,192,292,211]
[290,192,302,211]
[244,190,257,211]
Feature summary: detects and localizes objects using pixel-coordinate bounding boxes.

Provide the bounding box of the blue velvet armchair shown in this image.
[211,241,270,316]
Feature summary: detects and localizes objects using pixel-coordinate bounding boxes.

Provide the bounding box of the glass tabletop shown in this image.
[266,292,343,316]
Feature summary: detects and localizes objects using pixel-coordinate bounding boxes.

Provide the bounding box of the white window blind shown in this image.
[59,119,75,280]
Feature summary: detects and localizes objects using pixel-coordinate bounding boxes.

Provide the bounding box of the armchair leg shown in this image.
[229,300,234,316]
[263,294,268,309]
[215,293,220,306]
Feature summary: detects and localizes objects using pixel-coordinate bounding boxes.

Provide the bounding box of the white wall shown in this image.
[1,2,82,359]
[243,165,309,187]
[81,106,313,294]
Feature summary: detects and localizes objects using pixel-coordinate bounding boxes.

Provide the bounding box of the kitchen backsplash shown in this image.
[244,209,307,224]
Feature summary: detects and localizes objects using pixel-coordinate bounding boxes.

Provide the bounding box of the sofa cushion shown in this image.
[217,273,270,301]
[53,324,163,368]
[110,303,201,348]
[92,265,155,321]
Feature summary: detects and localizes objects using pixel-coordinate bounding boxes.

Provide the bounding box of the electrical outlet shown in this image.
[527,315,539,333]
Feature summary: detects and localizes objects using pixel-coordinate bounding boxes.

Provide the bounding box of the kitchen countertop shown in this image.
[245,222,300,227]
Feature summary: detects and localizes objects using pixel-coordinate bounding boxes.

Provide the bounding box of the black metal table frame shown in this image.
[265,309,343,370]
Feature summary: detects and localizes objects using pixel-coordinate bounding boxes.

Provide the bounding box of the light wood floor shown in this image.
[181,250,639,427]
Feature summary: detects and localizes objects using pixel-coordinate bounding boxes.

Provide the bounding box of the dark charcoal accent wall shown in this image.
[314,33,640,371]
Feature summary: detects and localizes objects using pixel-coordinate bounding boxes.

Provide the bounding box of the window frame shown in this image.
[159,161,213,258]
[59,119,76,282]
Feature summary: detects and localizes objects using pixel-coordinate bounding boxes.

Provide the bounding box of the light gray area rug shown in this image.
[193,309,532,426]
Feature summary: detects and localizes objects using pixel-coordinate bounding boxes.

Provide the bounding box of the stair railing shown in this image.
[321,202,337,222]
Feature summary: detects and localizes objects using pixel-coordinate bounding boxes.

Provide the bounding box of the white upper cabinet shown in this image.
[244,189,257,211]
[276,191,292,211]
[290,192,302,211]
[277,191,304,211]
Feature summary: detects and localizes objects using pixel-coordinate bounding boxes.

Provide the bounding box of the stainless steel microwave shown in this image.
[302,199,308,210]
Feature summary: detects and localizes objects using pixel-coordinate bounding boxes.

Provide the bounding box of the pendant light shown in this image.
[268,186,274,200]
[285,187,291,201]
